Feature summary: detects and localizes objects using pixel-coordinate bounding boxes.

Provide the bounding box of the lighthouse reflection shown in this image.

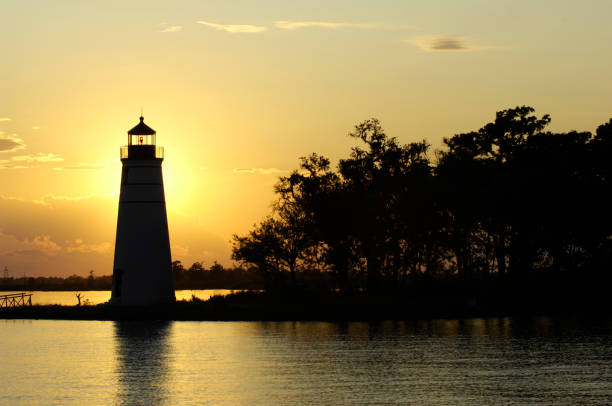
[113,321,173,405]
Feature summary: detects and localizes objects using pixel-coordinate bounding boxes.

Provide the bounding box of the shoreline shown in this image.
[0,287,252,292]
[1,291,609,322]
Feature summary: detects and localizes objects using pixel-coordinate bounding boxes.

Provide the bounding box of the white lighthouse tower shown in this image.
[110,116,175,305]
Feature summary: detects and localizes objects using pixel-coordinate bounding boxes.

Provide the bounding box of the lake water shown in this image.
[1,317,611,405]
[0,290,237,306]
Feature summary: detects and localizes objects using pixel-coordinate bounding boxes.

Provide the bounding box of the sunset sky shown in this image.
[1,0,611,277]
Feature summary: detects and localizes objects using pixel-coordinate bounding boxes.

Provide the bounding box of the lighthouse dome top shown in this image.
[128,116,156,135]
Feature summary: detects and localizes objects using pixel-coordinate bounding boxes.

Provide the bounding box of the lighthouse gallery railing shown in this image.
[120,146,164,159]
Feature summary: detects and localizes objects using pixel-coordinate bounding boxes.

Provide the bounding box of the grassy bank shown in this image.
[1,290,609,321]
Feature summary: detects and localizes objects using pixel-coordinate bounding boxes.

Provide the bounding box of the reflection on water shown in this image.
[113,321,173,406]
[0,317,611,405]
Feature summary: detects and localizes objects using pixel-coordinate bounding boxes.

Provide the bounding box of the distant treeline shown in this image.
[0,273,113,291]
[0,263,266,291]
[232,106,612,296]
[171,261,263,289]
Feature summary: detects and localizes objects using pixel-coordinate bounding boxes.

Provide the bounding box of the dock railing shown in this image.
[0,293,33,310]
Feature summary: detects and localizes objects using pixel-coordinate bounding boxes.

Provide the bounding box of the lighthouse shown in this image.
[110,116,175,305]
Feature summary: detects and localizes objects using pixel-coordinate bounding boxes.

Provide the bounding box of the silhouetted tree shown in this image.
[209,261,224,273]
[188,262,205,272]
[438,106,552,277]
[232,217,293,290]
[230,107,612,297]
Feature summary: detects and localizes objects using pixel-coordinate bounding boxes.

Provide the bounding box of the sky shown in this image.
[1,0,611,277]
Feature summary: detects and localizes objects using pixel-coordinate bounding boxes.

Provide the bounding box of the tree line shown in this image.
[0,271,112,291]
[232,106,612,295]
[0,263,264,291]
[171,261,263,289]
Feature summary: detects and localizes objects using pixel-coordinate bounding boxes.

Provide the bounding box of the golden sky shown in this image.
[1,0,611,276]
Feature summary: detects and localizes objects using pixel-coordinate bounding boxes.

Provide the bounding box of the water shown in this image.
[0,290,237,305]
[0,317,611,405]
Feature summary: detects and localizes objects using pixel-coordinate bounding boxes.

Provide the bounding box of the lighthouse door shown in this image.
[112,269,124,298]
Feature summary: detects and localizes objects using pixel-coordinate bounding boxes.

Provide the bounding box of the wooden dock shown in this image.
[0,293,33,310]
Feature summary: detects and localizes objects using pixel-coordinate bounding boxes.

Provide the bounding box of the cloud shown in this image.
[0,147,62,170]
[0,118,11,122]
[0,192,116,207]
[406,35,486,52]
[0,133,26,153]
[2,153,99,171]
[0,194,48,205]
[10,153,63,163]
[66,239,112,254]
[31,192,117,206]
[0,195,118,276]
[171,244,189,257]
[160,25,182,33]
[429,37,468,50]
[233,167,284,175]
[0,231,111,258]
[199,166,209,171]
[0,191,237,276]
[197,21,267,33]
[0,234,63,257]
[53,163,107,171]
[274,21,374,30]
[31,126,40,130]
[27,235,62,255]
